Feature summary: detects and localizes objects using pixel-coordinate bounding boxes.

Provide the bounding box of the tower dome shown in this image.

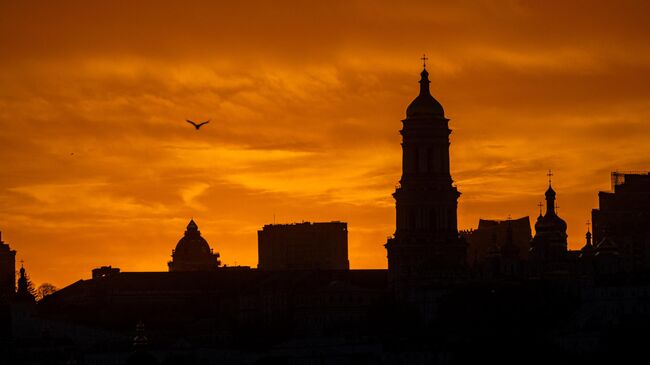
[405,68,445,119]
[530,176,568,263]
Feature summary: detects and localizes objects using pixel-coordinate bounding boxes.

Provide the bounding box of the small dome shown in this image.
[545,185,556,198]
[173,220,211,257]
[535,213,567,233]
[406,69,445,119]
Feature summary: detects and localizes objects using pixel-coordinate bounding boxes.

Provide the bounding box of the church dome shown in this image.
[535,180,566,233]
[535,212,567,233]
[173,219,211,257]
[406,69,445,119]
[545,185,556,199]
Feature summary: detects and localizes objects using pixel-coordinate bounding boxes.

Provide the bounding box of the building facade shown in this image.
[592,172,650,272]
[258,221,349,270]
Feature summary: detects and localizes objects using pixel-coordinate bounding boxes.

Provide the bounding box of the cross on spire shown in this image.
[421,54,428,69]
[547,169,553,185]
[555,202,560,213]
[537,202,543,215]
[586,220,591,232]
[20,259,24,268]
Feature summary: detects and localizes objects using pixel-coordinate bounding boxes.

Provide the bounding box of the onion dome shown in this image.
[545,185,556,200]
[406,68,445,119]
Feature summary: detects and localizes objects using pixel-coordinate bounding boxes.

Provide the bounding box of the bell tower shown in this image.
[385,61,466,296]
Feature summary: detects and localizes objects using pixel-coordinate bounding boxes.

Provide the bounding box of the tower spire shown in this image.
[418,65,431,96]
[421,54,428,69]
[544,171,557,216]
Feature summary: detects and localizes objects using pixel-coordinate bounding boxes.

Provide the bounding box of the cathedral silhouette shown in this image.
[1,63,650,364]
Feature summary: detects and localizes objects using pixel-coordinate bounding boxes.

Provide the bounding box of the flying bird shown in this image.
[186,119,210,130]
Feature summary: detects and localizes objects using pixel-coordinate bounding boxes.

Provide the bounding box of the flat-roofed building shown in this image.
[258,221,349,270]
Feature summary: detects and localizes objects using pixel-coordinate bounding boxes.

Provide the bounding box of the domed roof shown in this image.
[545,185,556,198]
[406,68,445,119]
[173,219,211,257]
[535,211,567,233]
[581,231,594,252]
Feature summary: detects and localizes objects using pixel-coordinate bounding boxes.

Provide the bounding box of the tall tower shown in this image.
[385,62,466,296]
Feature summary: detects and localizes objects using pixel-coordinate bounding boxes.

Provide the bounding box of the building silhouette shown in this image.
[0,232,16,302]
[592,171,650,272]
[529,179,569,269]
[14,264,35,303]
[463,216,532,266]
[385,65,466,298]
[168,219,221,272]
[258,221,349,270]
[4,64,650,364]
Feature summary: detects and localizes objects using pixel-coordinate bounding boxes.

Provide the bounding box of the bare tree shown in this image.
[36,283,57,301]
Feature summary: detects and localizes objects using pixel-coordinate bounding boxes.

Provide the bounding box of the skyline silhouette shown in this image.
[2,1,650,290]
[2,63,649,364]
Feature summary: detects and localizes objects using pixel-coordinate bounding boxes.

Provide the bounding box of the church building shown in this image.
[385,61,467,298]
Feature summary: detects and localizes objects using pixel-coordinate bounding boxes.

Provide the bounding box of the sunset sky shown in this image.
[2,1,650,288]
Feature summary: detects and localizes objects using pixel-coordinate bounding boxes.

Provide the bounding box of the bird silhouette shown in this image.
[186,119,210,130]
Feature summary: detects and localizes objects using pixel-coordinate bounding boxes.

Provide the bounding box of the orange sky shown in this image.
[2,1,650,288]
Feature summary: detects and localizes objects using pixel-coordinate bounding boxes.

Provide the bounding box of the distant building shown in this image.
[0,232,16,302]
[592,171,650,272]
[168,219,221,272]
[258,222,349,270]
[464,217,532,266]
[92,266,121,279]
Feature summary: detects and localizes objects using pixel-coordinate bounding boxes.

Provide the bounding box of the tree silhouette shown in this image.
[36,283,57,301]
